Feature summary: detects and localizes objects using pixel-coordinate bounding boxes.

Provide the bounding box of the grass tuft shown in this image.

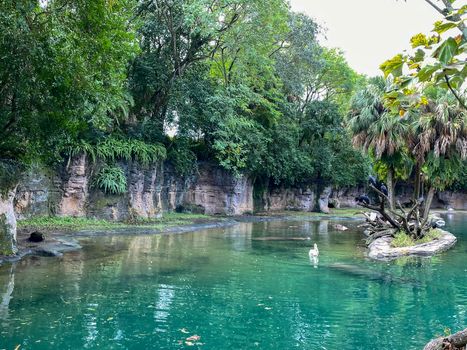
[391,229,442,248]
[18,212,215,232]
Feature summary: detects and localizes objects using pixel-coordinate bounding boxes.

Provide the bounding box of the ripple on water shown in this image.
[1,217,467,349]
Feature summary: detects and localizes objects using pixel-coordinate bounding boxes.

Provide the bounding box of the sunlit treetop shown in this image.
[380,0,466,114]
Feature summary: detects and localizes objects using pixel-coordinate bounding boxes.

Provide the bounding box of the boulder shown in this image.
[368,229,456,260]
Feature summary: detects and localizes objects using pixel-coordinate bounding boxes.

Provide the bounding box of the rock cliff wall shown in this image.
[14,160,254,220]
[258,187,316,212]
[13,158,467,221]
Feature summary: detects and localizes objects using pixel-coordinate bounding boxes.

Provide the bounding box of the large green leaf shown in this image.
[433,37,458,64]
[416,64,441,82]
[433,20,458,35]
[380,54,404,78]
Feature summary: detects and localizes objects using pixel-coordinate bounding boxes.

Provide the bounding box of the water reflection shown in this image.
[0,216,466,349]
[0,264,14,325]
[309,255,319,268]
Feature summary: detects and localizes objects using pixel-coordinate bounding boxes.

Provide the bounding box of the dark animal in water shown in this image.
[355,195,370,205]
[28,231,45,242]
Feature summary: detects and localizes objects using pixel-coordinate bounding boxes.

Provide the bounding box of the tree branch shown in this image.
[444,74,467,110]
[423,0,446,16]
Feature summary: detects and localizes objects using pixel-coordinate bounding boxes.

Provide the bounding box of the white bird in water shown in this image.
[309,243,319,258]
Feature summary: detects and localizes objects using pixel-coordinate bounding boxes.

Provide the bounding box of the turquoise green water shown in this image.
[1,214,467,349]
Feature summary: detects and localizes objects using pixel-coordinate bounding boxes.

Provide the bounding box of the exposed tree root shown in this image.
[357,184,432,244]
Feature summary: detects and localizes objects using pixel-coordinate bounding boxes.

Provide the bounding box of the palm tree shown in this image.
[410,92,467,220]
[348,77,411,210]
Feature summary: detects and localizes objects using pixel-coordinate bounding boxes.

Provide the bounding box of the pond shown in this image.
[1,213,467,349]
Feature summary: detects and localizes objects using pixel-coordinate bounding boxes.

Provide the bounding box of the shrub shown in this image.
[391,231,415,247]
[418,228,442,244]
[67,137,166,166]
[391,228,442,247]
[94,165,127,194]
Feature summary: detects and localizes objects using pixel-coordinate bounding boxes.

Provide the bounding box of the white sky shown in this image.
[290,0,444,77]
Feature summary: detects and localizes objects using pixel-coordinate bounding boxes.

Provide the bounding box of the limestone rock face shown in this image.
[330,187,362,208]
[58,154,88,217]
[183,163,253,215]
[127,162,163,219]
[14,160,254,220]
[318,186,332,213]
[261,187,315,212]
[15,168,60,219]
[12,157,467,220]
[436,191,467,210]
[0,189,17,255]
[160,165,191,212]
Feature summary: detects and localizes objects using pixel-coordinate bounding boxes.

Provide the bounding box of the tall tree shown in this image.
[349,78,412,210]
[410,91,467,219]
[0,0,139,254]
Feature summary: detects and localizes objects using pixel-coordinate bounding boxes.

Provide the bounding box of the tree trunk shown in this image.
[423,187,435,222]
[0,188,18,256]
[387,168,395,210]
[413,163,421,201]
[424,327,467,350]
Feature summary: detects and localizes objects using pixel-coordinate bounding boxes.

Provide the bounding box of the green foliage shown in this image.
[420,229,442,243]
[94,165,127,194]
[1,0,366,204]
[380,0,466,112]
[391,228,442,247]
[0,0,139,166]
[0,160,22,194]
[391,230,414,248]
[423,152,464,191]
[349,78,415,187]
[17,212,213,231]
[167,138,198,177]
[129,1,364,187]
[261,120,314,185]
[68,137,166,166]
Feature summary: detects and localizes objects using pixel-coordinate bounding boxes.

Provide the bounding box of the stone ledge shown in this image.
[0,236,82,265]
[368,229,457,261]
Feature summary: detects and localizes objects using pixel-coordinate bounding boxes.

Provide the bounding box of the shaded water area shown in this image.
[1,214,467,349]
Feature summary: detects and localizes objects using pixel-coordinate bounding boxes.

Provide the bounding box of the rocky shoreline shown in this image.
[0,212,365,266]
[0,211,458,265]
[368,229,457,261]
[0,219,241,265]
